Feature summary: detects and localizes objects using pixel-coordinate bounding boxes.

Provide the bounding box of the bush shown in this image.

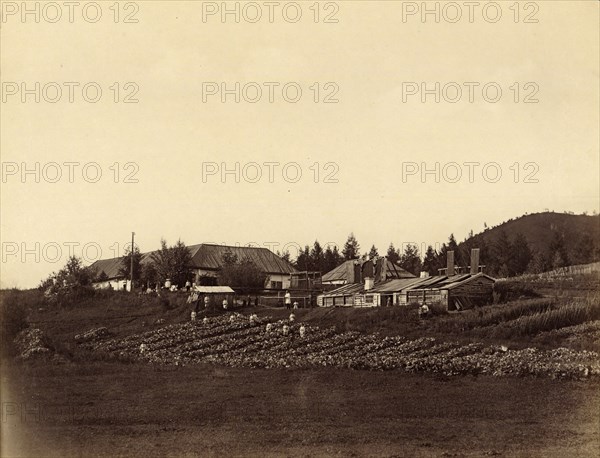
[0,289,31,357]
[493,279,540,303]
[428,302,448,316]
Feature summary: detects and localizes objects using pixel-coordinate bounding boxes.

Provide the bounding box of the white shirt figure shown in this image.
[222,299,228,310]
[204,296,210,308]
[284,292,291,305]
[282,325,290,336]
[190,311,196,322]
[299,325,306,338]
[293,301,299,309]
[229,315,236,323]
[266,323,273,332]
[289,313,295,322]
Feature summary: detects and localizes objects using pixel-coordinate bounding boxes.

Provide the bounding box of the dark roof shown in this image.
[90,244,297,280]
[186,244,297,274]
[369,277,429,293]
[443,273,496,289]
[89,257,125,280]
[322,259,415,283]
[405,273,496,291]
[319,273,496,299]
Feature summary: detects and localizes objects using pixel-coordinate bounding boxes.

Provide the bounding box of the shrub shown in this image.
[0,289,32,357]
[493,279,540,303]
[428,302,448,316]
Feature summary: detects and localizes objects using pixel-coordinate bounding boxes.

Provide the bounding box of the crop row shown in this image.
[79,314,600,380]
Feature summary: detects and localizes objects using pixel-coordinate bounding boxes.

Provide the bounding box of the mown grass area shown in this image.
[2,361,599,457]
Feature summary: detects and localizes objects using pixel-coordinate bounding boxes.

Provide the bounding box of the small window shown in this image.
[271,281,283,289]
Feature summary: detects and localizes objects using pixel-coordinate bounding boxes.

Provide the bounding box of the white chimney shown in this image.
[364,277,374,291]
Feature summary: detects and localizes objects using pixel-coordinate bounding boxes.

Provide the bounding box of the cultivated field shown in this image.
[2,276,599,457]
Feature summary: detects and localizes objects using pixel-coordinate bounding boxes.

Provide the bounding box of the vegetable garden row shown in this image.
[78,314,600,379]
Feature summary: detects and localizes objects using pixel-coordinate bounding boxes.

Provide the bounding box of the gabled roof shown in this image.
[322,259,415,283]
[89,257,125,280]
[90,243,297,281]
[185,244,297,274]
[443,273,496,290]
[369,277,429,293]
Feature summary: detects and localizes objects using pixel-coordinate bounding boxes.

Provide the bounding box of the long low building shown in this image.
[318,249,495,310]
[90,243,298,290]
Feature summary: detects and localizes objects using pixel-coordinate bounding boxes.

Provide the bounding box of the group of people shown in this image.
[284,291,301,310]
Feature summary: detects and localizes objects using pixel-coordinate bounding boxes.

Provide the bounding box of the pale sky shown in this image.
[1,1,599,288]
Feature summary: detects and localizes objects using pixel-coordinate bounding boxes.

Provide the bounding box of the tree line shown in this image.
[280,228,595,279]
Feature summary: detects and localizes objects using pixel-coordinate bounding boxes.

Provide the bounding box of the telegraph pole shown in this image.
[130,231,135,293]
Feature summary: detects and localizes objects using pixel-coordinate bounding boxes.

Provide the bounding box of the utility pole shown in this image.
[130,231,135,293]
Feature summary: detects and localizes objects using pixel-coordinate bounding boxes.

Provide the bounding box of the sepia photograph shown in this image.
[1,1,599,456]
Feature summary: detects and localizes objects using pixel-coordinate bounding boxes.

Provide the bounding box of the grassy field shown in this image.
[2,361,599,457]
[2,281,600,457]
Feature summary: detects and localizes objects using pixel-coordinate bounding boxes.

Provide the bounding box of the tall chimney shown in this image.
[447,251,455,276]
[380,257,388,283]
[470,248,480,275]
[353,261,361,284]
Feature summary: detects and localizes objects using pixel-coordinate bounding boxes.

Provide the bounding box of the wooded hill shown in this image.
[455,212,600,276]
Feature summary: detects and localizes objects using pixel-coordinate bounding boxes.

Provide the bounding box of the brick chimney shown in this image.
[470,248,480,275]
[353,261,361,283]
[447,251,455,276]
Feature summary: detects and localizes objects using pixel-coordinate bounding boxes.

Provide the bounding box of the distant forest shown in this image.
[281,212,600,278]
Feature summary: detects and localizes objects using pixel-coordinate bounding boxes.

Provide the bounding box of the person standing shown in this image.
[284,290,291,309]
